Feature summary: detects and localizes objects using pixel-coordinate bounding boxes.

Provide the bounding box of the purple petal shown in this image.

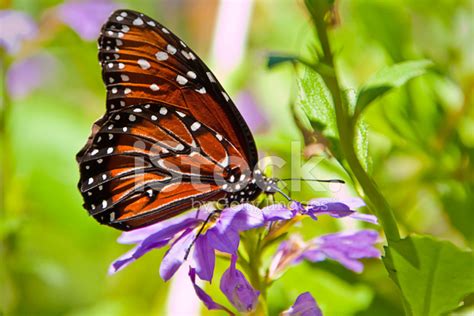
[220,254,260,313]
[262,204,295,221]
[57,0,118,41]
[215,204,265,232]
[207,204,264,253]
[308,198,377,224]
[188,268,234,315]
[234,91,269,133]
[0,10,37,54]
[108,245,139,274]
[282,292,322,316]
[7,53,58,99]
[193,234,215,282]
[302,230,381,273]
[207,228,240,254]
[160,228,196,281]
[307,199,353,217]
[108,237,169,274]
[269,235,306,278]
[349,213,378,224]
[117,212,201,244]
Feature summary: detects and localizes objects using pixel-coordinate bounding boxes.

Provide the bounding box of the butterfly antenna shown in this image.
[273,187,293,201]
[280,178,345,184]
[184,210,220,260]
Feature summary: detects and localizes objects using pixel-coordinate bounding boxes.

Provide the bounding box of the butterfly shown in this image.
[76,9,281,231]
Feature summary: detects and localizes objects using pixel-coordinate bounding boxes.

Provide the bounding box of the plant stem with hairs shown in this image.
[304,0,401,243]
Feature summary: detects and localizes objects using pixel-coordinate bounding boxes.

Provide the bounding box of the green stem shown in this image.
[307,0,401,242]
[242,230,268,315]
[0,48,14,316]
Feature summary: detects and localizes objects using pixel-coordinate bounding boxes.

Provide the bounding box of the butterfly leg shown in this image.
[184,209,221,260]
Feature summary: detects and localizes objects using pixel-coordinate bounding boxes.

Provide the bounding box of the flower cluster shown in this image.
[109,198,380,314]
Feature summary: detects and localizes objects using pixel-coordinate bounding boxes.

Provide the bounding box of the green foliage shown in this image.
[268,263,374,315]
[296,68,342,159]
[383,235,474,316]
[266,54,299,69]
[355,60,433,119]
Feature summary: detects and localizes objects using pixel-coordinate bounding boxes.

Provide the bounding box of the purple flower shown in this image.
[281,292,322,316]
[57,0,118,41]
[308,198,378,224]
[189,268,234,315]
[109,204,265,282]
[220,254,260,313]
[7,53,58,99]
[234,91,269,133]
[262,197,378,224]
[270,230,381,277]
[0,10,37,54]
[300,230,381,273]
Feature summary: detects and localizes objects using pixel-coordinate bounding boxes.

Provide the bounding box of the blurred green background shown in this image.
[1,0,472,315]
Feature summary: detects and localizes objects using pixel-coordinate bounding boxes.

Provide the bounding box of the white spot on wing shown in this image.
[190,122,201,131]
[195,87,206,94]
[133,18,144,26]
[137,59,151,69]
[181,50,190,59]
[150,83,159,91]
[176,75,188,85]
[186,71,197,79]
[159,107,168,115]
[206,72,216,82]
[222,91,230,101]
[155,51,168,61]
[166,44,177,54]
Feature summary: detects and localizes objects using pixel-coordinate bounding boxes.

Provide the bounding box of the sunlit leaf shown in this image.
[296,67,342,158]
[355,60,433,119]
[268,263,374,315]
[344,89,369,171]
[267,54,299,69]
[383,235,474,316]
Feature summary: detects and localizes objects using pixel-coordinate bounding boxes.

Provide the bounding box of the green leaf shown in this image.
[268,263,374,315]
[267,54,299,69]
[296,67,342,158]
[297,68,337,137]
[355,60,433,118]
[343,89,369,171]
[355,1,411,62]
[383,235,474,316]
